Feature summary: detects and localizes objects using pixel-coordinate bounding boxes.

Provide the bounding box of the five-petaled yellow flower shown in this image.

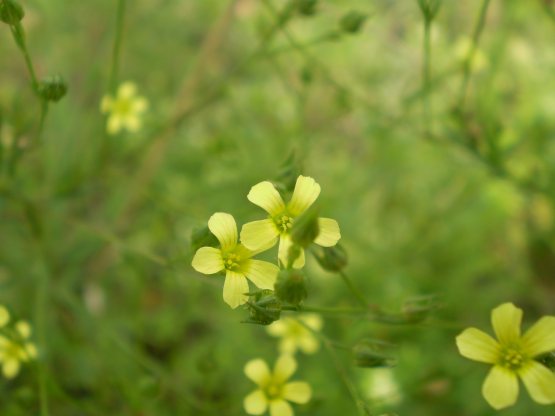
[0,320,38,379]
[240,175,341,269]
[244,355,312,416]
[192,213,280,309]
[100,81,148,135]
[456,302,555,409]
[267,314,323,355]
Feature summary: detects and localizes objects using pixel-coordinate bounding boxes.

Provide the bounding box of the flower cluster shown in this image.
[0,305,37,379]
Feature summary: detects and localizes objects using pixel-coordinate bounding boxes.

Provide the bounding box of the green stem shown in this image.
[10,22,39,90]
[423,17,432,138]
[457,0,491,108]
[37,100,49,142]
[109,0,127,91]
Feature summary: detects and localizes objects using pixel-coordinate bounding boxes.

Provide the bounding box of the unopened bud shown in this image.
[37,75,67,102]
[190,225,219,252]
[275,151,303,194]
[339,11,367,34]
[353,340,396,368]
[274,269,307,305]
[401,295,439,323]
[0,0,24,25]
[313,244,348,272]
[290,205,319,248]
[244,290,281,325]
[297,0,318,16]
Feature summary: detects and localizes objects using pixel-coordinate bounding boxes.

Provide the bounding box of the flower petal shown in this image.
[519,360,555,405]
[248,181,285,216]
[245,359,271,385]
[244,260,279,290]
[192,247,223,274]
[0,306,10,327]
[100,96,112,113]
[298,334,319,354]
[283,381,312,404]
[482,365,519,410]
[267,320,287,337]
[107,115,122,135]
[278,235,305,269]
[522,316,555,357]
[269,399,293,416]
[314,218,341,247]
[244,389,268,415]
[279,338,298,354]
[2,359,20,379]
[223,271,249,309]
[208,212,238,250]
[16,321,31,339]
[118,81,137,99]
[124,115,141,132]
[287,176,321,216]
[241,219,279,251]
[133,97,149,113]
[456,328,499,363]
[491,303,522,345]
[301,314,323,331]
[274,355,297,383]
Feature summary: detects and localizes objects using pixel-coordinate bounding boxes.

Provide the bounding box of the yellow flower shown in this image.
[240,176,341,269]
[192,213,280,309]
[454,37,489,73]
[100,81,148,135]
[0,320,37,379]
[456,302,555,409]
[267,314,323,355]
[244,355,312,416]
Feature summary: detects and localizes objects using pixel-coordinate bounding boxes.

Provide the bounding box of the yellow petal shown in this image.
[269,399,293,416]
[519,360,555,404]
[223,271,249,309]
[279,338,298,354]
[247,181,285,216]
[118,81,137,99]
[124,115,141,132]
[314,218,341,247]
[0,306,10,327]
[107,115,122,135]
[192,247,223,274]
[244,389,268,415]
[240,219,279,251]
[100,96,113,113]
[301,314,323,331]
[208,212,238,250]
[274,355,297,383]
[3,359,20,379]
[16,321,31,339]
[245,359,271,385]
[283,381,312,404]
[522,316,555,357]
[244,260,279,290]
[287,176,321,216]
[278,236,305,269]
[456,328,499,363]
[133,97,149,113]
[491,303,522,345]
[482,365,519,410]
[298,334,319,354]
[266,320,287,337]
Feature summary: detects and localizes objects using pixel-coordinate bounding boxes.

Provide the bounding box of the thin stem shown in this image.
[109,0,127,91]
[457,0,491,108]
[423,17,432,138]
[10,23,39,90]
[339,271,369,308]
[37,100,49,142]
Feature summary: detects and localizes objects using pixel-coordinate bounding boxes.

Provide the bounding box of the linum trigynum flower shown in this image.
[244,355,312,416]
[240,176,341,269]
[100,81,148,135]
[0,308,37,379]
[456,302,555,409]
[267,314,323,355]
[192,213,279,309]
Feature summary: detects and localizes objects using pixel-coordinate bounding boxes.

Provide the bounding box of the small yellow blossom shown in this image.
[244,355,312,416]
[100,81,148,135]
[192,213,280,309]
[267,314,322,355]
[0,320,37,379]
[456,302,555,409]
[0,306,10,328]
[454,37,488,73]
[241,176,341,269]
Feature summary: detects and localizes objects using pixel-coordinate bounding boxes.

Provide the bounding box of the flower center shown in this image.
[2,341,22,361]
[114,98,133,116]
[273,214,294,233]
[499,345,526,370]
[264,382,283,400]
[223,252,241,271]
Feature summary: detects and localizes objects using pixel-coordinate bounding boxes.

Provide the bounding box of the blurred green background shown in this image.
[1,0,555,414]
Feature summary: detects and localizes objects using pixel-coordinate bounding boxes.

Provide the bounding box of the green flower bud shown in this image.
[275,151,303,194]
[290,205,320,248]
[353,340,396,368]
[37,75,68,102]
[339,11,367,34]
[297,0,318,16]
[274,269,307,305]
[244,290,281,325]
[313,244,348,272]
[417,0,442,20]
[190,225,219,252]
[401,295,439,323]
[0,0,24,25]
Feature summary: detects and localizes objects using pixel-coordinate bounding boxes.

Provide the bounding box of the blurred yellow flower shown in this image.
[267,314,322,355]
[454,37,488,72]
[241,175,340,269]
[0,306,10,328]
[100,81,148,135]
[456,302,555,409]
[244,355,311,416]
[0,320,37,379]
[192,213,279,309]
